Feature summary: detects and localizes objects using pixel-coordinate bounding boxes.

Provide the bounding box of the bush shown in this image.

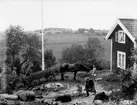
[77,72,91,79]
[119,68,137,100]
[96,59,110,70]
[44,49,56,69]
[61,44,85,63]
[102,73,120,82]
[61,38,106,70]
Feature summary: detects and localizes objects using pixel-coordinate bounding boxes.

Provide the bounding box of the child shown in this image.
[92,65,96,76]
[85,77,96,96]
[77,85,82,96]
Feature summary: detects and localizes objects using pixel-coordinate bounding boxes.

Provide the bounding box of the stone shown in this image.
[0,94,18,100]
[94,100,103,105]
[15,90,35,101]
[105,91,112,96]
[55,95,72,103]
[95,78,102,81]
[120,100,135,105]
[93,92,109,102]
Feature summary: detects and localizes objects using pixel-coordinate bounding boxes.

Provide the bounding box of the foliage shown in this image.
[60,37,107,69]
[77,72,91,79]
[102,73,120,82]
[97,59,110,70]
[77,28,87,34]
[5,25,42,75]
[77,28,108,35]
[61,44,85,63]
[5,25,56,90]
[44,49,56,69]
[131,48,137,64]
[119,68,137,100]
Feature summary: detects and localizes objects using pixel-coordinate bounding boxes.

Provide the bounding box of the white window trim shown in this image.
[117,51,126,70]
[115,32,118,42]
[118,30,126,44]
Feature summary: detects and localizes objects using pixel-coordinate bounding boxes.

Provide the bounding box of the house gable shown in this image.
[105,19,135,43]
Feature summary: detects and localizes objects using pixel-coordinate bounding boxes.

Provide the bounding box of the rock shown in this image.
[14,101,20,105]
[15,90,35,101]
[105,91,112,96]
[95,78,102,81]
[55,95,72,103]
[52,101,59,105]
[44,99,53,105]
[93,92,109,102]
[94,100,103,105]
[120,100,135,105]
[0,99,15,105]
[45,82,64,89]
[35,95,43,98]
[0,94,18,100]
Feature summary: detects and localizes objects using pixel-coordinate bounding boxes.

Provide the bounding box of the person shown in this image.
[84,77,96,96]
[76,85,82,96]
[92,65,96,76]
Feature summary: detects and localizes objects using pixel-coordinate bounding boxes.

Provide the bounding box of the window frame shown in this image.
[117,51,126,70]
[117,30,126,44]
[115,32,118,42]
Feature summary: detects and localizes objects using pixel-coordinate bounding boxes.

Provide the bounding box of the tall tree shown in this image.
[5,26,42,75]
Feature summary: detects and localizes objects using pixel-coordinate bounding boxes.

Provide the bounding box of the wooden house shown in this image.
[105,18,137,71]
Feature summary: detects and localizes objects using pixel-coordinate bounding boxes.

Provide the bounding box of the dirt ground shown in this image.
[40,70,120,105]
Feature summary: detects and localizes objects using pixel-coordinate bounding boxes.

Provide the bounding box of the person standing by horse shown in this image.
[92,65,97,76]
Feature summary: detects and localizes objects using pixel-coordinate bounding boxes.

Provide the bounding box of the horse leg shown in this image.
[61,73,65,81]
[73,72,77,80]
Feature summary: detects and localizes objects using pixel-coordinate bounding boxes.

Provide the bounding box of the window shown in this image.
[117,51,126,70]
[115,30,125,43]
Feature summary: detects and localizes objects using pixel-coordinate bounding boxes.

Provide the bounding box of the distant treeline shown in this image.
[34,28,108,36]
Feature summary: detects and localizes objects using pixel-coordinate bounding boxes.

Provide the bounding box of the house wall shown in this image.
[110,25,134,70]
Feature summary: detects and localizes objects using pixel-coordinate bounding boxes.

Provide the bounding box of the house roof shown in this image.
[105,18,137,43]
[120,19,137,38]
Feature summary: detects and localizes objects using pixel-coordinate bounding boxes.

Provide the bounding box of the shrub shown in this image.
[44,49,56,69]
[77,72,91,79]
[119,68,137,100]
[102,73,120,82]
[60,37,105,70]
[96,59,110,70]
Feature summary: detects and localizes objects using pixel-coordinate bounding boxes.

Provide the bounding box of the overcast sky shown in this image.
[1,0,137,32]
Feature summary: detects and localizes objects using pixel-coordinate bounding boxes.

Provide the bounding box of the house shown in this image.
[105,18,137,71]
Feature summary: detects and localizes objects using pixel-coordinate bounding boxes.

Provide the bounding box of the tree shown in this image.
[77,28,87,34]
[44,49,56,68]
[61,44,85,63]
[5,25,42,75]
[60,37,106,69]
[88,28,95,34]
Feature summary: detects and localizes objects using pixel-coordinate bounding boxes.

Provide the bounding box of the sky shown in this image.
[0,0,137,32]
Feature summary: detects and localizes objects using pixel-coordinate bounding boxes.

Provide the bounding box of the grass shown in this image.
[45,34,111,61]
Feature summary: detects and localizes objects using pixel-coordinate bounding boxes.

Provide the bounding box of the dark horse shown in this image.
[60,63,92,80]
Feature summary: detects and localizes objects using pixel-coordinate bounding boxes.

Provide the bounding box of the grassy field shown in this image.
[45,34,111,61]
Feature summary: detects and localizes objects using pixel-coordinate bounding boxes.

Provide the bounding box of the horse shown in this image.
[60,63,92,80]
